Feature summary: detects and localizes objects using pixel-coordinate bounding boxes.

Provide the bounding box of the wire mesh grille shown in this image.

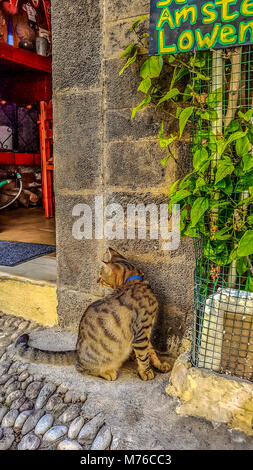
[0,102,39,153]
[191,46,253,382]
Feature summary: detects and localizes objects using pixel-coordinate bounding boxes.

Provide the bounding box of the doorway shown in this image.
[0,0,55,281]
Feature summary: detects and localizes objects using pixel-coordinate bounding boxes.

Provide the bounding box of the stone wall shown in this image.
[51,0,195,348]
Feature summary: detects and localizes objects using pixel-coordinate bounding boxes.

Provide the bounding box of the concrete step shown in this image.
[0,256,57,282]
[0,270,57,327]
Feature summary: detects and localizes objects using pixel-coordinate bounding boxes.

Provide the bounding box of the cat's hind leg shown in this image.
[149,344,171,373]
[133,341,155,381]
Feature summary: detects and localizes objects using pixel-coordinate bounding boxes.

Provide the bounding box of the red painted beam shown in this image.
[0,152,41,165]
[0,43,51,73]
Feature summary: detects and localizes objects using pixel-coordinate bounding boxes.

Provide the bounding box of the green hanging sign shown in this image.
[149,0,253,55]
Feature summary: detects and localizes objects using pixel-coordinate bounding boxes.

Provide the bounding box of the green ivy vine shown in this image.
[119,17,253,292]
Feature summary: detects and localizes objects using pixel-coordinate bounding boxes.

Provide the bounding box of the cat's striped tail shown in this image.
[15,334,77,366]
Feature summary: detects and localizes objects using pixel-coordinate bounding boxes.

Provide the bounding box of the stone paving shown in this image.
[0,313,111,450]
[1,312,253,451]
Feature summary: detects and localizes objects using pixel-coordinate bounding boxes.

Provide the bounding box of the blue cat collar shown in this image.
[125,275,143,283]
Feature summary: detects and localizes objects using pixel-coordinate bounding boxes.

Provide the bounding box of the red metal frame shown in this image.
[0,42,51,73]
[0,152,40,165]
[39,100,54,218]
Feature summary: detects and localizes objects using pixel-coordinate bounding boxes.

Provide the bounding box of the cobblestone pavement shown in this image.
[0,313,112,450]
[1,312,253,451]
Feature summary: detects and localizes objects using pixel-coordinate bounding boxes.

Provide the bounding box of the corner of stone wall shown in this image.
[166,348,253,436]
[52,0,195,339]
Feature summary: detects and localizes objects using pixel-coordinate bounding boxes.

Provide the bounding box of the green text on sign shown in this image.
[149,0,253,55]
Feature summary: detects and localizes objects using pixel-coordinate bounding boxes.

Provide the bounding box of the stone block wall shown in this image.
[51,0,195,348]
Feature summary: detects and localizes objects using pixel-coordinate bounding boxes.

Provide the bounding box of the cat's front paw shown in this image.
[158,362,171,373]
[139,368,155,381]
[100,370,118,381]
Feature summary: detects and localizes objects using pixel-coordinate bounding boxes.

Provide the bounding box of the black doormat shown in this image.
[0,241,56,267]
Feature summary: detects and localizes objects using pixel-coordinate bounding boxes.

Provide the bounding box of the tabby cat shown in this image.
[16,248,170,381]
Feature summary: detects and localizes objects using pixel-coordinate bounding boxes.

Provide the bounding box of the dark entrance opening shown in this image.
[0,0,55,279]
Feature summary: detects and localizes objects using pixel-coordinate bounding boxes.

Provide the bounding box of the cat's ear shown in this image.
[102,260,110,267]
[102,261,114,272]
[108,247,126,262]
[102,261,118,275]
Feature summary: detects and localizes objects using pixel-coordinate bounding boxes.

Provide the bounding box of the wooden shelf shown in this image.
[0,43,52,104]
[0,43,51,74]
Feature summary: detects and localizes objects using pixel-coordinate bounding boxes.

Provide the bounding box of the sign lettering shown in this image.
[149,0,253,54]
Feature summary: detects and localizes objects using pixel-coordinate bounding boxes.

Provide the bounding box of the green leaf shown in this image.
[198,110,218,122]
[170,189,191,204]
[169,179,180,197]
[180,208,188,231]
[245,276,253,293]
[237,196,253,207]
[223,176,234,195]
[236,257,248,275]
[183,84,193,102]
[236,135,251,157]
[160,134,177,148]
[243,153,253,172]
[140,56,163,79]
[190,197,209,227]
[229,248,238,263]
[193,148,209,172]
[214,157,235,185]
[224,119,240,136]
[247,215,253,226]
[120,43,137,59]
[195,73,210,81]
[176,107,183,118]
[238,109,253,122]
[238,230,253,257]
[190,54,206,68]
[168,55,176,64]
[236,176,253,192]
[169,189,191,210]
[160,155,170,167]
[206,87,222,108]
[194,176,207,192]
[209,200,230,209]
[171,66,189,88]
[159,122,177,148]
[130,16,146,31]
[119,49,138,76]
[178,174,195,192]
[212,227,232,241]
[131,95,151,120]
[137,77,152,94]
[184,224,201,238]
[156,88,180,108]
[215,175,233,195]
[179,107,194,137]
[248,130,253,145]
[204,240,229,265]
[220,130,247,155]
[159,121,164,139]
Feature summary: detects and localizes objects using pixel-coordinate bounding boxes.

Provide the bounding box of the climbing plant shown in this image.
[119,17,253,292]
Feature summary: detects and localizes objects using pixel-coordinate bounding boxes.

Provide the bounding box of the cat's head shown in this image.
[97,248,144,289]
